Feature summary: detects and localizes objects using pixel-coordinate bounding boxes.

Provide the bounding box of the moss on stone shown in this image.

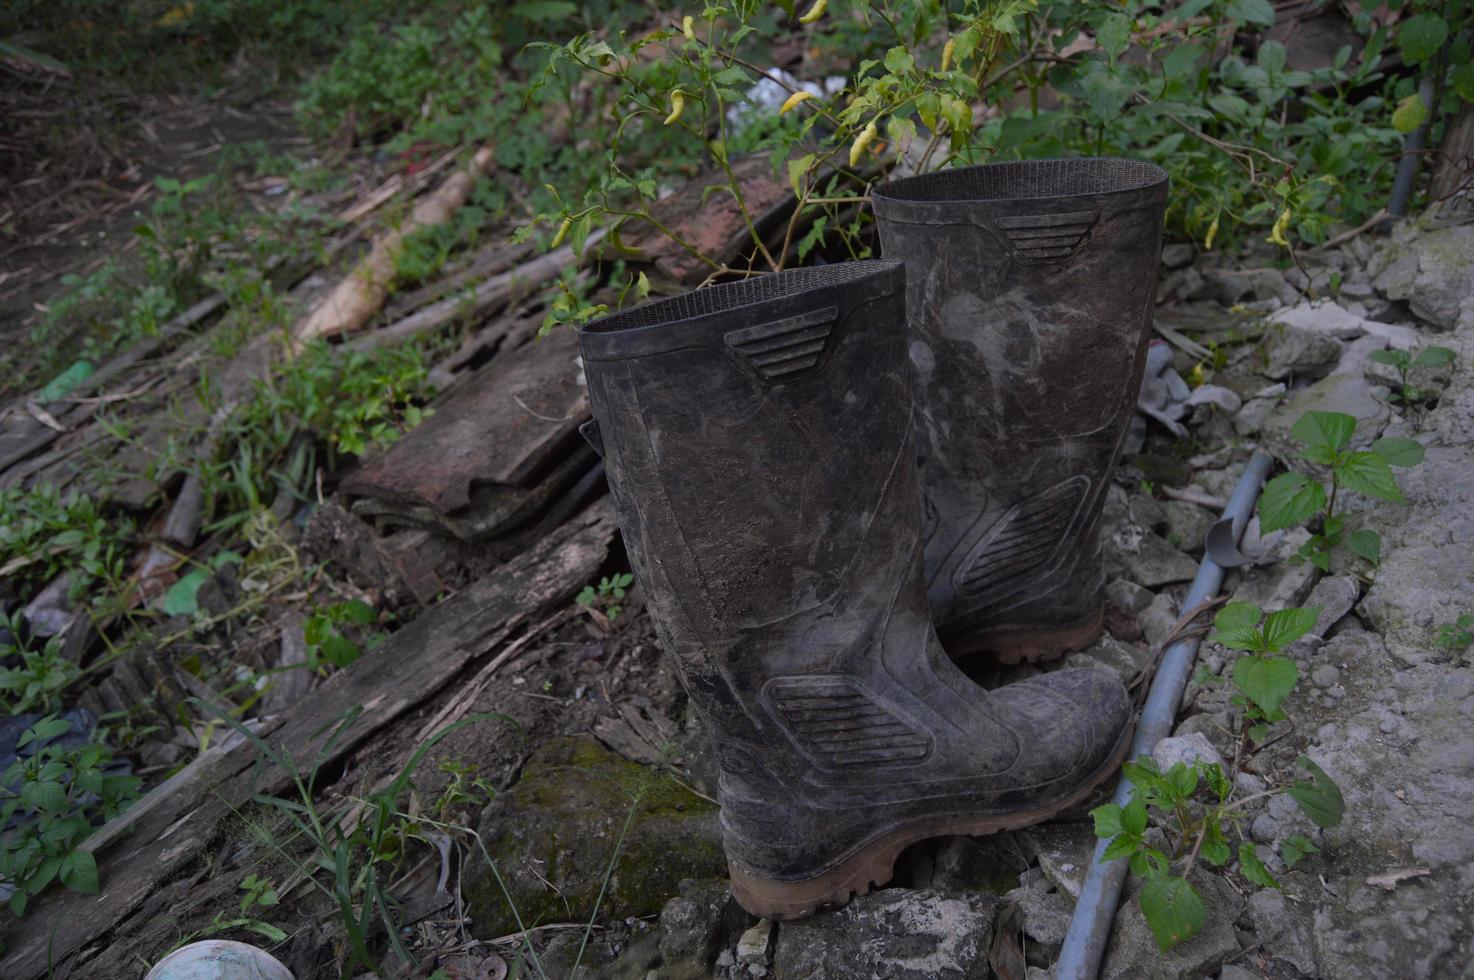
[465,736,725,939]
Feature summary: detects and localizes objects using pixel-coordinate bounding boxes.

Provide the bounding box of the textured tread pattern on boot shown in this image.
[764,676,931,768]
[995,209,1099,263]
[954,476,1089,598]
[724,307,838,381]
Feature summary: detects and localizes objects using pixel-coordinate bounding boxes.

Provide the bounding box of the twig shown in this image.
[1314,209,1391,251]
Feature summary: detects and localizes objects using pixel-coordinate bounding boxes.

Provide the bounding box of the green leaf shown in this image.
[1139,876,1206,951]
[1104,835,1143,862]
[1368,349,1410,368]
[1233,655,1299,715]
[1121,798,1148,836]
[1411,346,1456,369]
[1092,803,1124,838]
[1291,411,1356,456]
[787,152,815,195]
[1214,602,1262,634]
[1201,762,1232,802]
[1346,528,1381,565]
[1454,63,1474,103]
[1398,12,1449,65]
[1225,0,1275,27]
[1096,13,1131,62]
[1393,93,1428,133]
[19,716,73,746]
[1166,762,1198,800]
[1371,437,1425,468]
[59,850,99,894]
[1287,756,1345,828]
[319,634,362,668]
[1258,472,1326,533]
[1336,451,1406,504]
[883,46,914,75]
[161,568,208,617]
[1281,834,1320,868]
[1238,842,1280,889]
[1262,607,1321,651]
[336,599,377,625]
[1200,823,1231,866]
[1257,40,1288,76]
[1162,43,1202,79]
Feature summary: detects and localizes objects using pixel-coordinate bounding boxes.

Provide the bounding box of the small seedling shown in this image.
[1436,614,1474,653]
[1368,346,1456,405]
[1092,752,1343,952]
[577,572,634,622]
[0,615,82,715]
[1258,410,1423,570]
[239,873,280,915]
[1209,601,1319,741]
[304,599,382,672]
[1094,601,1344,952]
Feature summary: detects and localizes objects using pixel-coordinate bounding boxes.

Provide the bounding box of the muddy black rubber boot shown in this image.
[872,159,1169,664]
[579,261,1133,920]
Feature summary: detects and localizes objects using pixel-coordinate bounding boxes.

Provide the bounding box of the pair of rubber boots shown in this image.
[579,158,1168,919]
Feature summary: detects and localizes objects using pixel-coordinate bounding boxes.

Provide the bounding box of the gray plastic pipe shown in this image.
[1054,449,1274,980]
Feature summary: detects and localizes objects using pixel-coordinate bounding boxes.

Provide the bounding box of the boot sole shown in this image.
[947,605,1104,665]
[726,717,1132,920]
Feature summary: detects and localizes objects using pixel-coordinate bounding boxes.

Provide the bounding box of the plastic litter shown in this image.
[725,66,846,132]
[144,940,295,980]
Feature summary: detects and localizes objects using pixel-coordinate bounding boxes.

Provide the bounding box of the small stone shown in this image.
[659,879,750,980]
[1101,873,1245,980]
[1074,633,1153,685]
[1234,772,1267,796]
[1107,528,1200,588]
[1248,889,1317,977]
[1162,500,1216,555]
[1141,593,1185,650]
[1171,713,1235,762]
[1105,577,1154,614]
[1311,664,1342,688]
[1003,867,1073,946]
[736,920,773,967]
[1152,732,1226,772]
[1232,542,1319,611]
[1379,717,1397,734]
[1255,322,1344,381]
[1022,824,1097,902]
[1162,243,1196,269]
[1251,814,1279,843]
[1302,576,1361,640]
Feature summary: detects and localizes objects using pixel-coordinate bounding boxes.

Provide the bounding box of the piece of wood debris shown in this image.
[1366,867,1432,891]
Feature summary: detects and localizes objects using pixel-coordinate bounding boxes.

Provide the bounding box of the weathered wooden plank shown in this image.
[0,501,616,980]
[341,325,589,515]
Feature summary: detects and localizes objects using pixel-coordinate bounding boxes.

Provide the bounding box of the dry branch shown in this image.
[349,242,581,353]
[291,145,495,351]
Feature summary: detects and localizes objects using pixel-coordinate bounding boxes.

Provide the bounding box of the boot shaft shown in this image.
[873,158,1168,645]
[579,261,924,708]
